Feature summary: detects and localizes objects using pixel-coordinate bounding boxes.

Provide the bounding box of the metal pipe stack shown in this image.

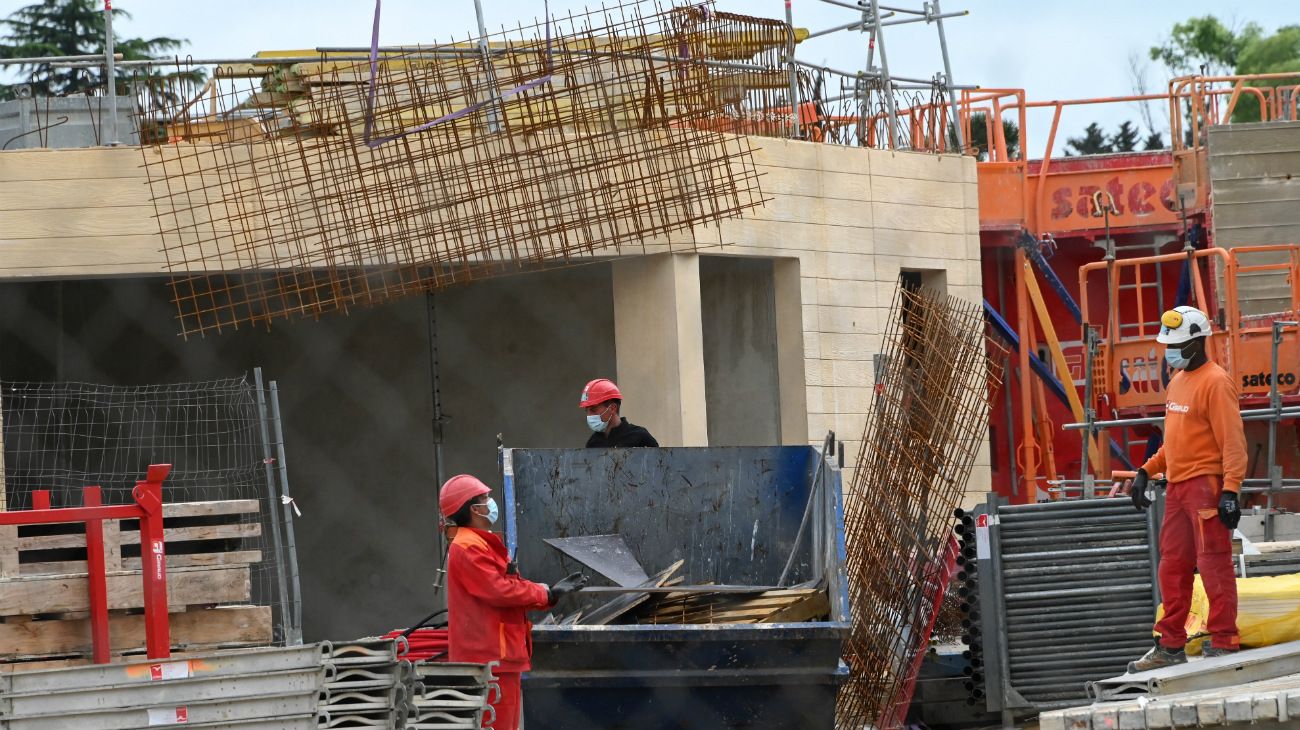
[993,497,1157,708]
[0,644,328,730]
[952,508,986,707]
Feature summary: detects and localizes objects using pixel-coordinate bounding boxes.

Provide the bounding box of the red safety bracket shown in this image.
[0,465,173,664]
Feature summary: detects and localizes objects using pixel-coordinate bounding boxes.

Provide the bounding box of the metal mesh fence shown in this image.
[0,374,298,644]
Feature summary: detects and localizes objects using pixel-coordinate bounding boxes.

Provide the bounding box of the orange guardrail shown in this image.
[860,73,1300,236]
[1079,245,1300,410]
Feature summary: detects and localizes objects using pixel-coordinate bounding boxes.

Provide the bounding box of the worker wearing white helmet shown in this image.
[1127,306,1247,673]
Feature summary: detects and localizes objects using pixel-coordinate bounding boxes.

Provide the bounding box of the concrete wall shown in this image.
[700,256,781,446]
[642,140,988,490]
[0,265,616,641]
[1208,121,1300,314]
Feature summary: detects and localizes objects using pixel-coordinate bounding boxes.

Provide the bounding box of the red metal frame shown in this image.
[0,464,173,664]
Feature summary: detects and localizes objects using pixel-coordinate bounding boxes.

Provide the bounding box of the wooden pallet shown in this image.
[0,499,262,578]
[0,498,270,664]
[0,605,273,663]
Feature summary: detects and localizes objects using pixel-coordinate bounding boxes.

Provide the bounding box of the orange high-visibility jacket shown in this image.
[446,527,551,672]
[1141,361,1248,493]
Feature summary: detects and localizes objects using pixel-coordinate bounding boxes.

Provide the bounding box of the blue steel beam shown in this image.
[983,299,1134,469]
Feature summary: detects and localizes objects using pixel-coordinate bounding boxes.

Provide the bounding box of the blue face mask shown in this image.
[474,497,499,526]
[586,413,607,433]
[1165,346,1191,370]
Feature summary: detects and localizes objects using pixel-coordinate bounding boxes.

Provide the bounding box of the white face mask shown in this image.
[472,497,499,526]
[586,413,608,433]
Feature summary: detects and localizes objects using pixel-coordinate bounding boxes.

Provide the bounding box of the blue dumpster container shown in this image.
[503,446,851,729]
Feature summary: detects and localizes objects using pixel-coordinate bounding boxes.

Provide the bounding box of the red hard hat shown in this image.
[439,474,491,518]
[579,378,622,408]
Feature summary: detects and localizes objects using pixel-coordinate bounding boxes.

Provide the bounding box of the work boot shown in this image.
[1202,643,1239,659]
[1127,639,1186,673]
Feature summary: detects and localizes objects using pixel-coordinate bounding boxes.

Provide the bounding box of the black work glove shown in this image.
[1130,469,1151,511]
[1218,490,1241,530]
[547,572,588,604]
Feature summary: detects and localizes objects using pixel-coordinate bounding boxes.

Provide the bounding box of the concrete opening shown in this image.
[699,256,782,446]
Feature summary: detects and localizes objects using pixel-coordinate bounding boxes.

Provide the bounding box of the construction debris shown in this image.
[140,0,777,336]
[837,285,1002,729]
[637,587,829,625]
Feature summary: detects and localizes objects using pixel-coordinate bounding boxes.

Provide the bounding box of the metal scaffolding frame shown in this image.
[792,0,969,149]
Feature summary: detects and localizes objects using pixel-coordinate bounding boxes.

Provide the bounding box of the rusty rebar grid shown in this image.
[140,1,775,335]
[836,285,1003,730]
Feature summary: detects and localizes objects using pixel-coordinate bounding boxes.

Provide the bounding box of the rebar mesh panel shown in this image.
[836,286,1004,729]
[0,378,289,640]
[141,1,773,335]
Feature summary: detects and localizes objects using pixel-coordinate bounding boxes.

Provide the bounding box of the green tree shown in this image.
[1142,131,1166,151]
[1065,122,1113,156]
[1111,121,1141,152]
[1149,16,1261,76]
[947,115,1020,161]
[1151,16,1300,124]
[0,0,200,102]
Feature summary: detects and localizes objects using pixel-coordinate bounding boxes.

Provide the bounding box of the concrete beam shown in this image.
[612,253,708,446]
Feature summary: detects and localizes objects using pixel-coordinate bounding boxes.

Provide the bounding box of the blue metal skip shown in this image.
[503,446,850,729]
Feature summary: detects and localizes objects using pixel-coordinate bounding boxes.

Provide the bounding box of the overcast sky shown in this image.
[2,1,1294,157]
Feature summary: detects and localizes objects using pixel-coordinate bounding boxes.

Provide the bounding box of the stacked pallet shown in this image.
[0,499,271,668]
[1238,540,1300,577]
[409,662,498,729]
[319,638,414,728]
[317,637,498,730]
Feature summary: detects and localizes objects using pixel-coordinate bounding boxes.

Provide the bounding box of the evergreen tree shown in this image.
[1142,131,1166,151]
[1065,122,1113,156]
[0,0,200,101]
[1111,121,1141,152]
[947,115,1021,161]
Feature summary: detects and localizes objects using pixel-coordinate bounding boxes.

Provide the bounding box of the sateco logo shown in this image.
[1243,372,1297,388]
[1167,401,1191,414]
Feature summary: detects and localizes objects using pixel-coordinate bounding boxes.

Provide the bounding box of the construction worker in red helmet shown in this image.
[579,378,659,448]
[439,475,586,730]
[1126,306,1247,673]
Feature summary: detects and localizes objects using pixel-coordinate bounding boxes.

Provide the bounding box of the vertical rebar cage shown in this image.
[838,286,1003,729]
[0,375,300,648]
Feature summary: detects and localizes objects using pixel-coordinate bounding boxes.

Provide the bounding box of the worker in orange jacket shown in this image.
[1127,306,1247,673]
[440,475,587,729]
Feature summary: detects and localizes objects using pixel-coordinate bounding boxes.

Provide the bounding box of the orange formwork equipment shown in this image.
[1079,246,1300,412]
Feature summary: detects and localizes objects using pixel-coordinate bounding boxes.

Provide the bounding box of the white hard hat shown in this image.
[1156,306,1212,344]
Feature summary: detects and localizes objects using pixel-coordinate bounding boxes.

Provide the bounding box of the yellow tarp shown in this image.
[1156,573,1300,655]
